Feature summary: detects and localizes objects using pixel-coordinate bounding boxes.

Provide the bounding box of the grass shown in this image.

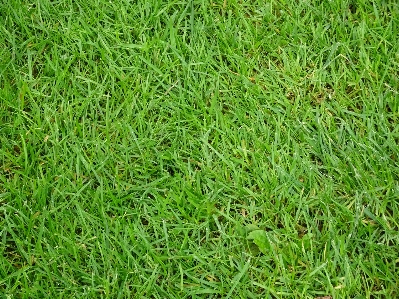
[1,0,399,298]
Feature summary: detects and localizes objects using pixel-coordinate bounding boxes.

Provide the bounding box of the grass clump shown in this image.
[1,0,398,298]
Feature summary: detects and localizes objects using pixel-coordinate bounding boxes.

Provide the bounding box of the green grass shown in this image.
[1,0,399,298]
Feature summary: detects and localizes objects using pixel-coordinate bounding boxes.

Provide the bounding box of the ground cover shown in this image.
[1,0,398,297]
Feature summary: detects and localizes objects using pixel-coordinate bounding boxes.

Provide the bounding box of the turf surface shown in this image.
[1,0,399,298]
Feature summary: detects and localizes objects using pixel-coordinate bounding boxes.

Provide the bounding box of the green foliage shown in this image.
[1,0,398,298]
[247,230,269,254]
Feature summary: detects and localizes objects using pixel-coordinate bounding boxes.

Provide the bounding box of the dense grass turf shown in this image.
[1,0,399,297]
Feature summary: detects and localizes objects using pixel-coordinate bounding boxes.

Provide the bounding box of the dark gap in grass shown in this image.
[2,236,25,270]
[297,223,308,238]
[147,192,156,200]
[348,2,357,14]
[316,219,325,234]
[286,89,296,102]
[75,227,83,235]
[140,217,149,226]
[276,222,284,229]
[13,144,21,156]
[31,60,41,79]
[309,153,324,167]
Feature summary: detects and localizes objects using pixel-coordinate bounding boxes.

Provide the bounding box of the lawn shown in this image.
[1,0,398,298]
